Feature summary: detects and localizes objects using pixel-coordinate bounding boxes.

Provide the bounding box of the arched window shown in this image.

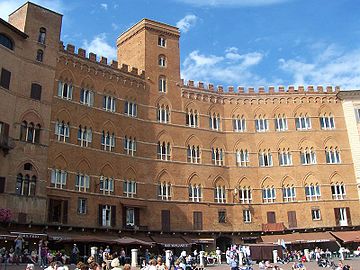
[158,55,166,67]
[20,121,41,144]
[15,165,36,196]
[0,33,14,50]
[159,76,167,92]
[38,27,46,44]
[36,49,43,62]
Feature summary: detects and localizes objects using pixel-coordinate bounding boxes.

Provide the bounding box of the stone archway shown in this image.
[216,236,232,252]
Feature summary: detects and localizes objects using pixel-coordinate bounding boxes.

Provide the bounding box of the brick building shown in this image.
[1,2,360,251]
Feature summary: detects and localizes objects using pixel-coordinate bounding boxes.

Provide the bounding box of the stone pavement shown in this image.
[1,259,360,270]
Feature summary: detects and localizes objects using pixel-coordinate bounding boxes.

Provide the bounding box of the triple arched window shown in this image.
[157,141,171,161]
[325,147,341,164]
[186,109,199,127]
[212,147,224,166]
[20,121,41,144]
[158,182,171,200]
[209,113,221,130]
[187,145,201,163]
[236,149,249,167]
[157,104,170,123]
[233,115,246,132]
[77,126,92,147]
[16,163,36,196]
[189,184,202,202]
[55,120,70,142]
[101,131,115,151]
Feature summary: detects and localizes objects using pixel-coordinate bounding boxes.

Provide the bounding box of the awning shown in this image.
[10,231,47,239]
[48,232,119,244]
[0,234,16,240]
[150,235,191,248]
[191,238,215,244]
[121,199,147,208]
[116,236,153,246]
[261,232,336,245]
[331,231,360,243]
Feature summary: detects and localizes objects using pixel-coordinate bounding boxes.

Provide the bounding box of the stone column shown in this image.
[165,250,172,268]
[131,249,138,267]
[273,250,278,263]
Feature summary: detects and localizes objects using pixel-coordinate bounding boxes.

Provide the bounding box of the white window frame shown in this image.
[80,88,94,106]
[158,36,166,47]
[126,208,135,226]
[212,148,224,166]
[262,187,276,203]
[236,149,249,167]
[100,176,114,195]
[124,136,136,156]
[75,174,90,192]
[78,126,92,147]
[186,109,199,128]
[233,116,246,132]
[101,131,115,151]
[214,186,226,203]
[259,150,273,167]
[157,141,171,161]
[275,115,288,131]
[311,208,321,220]
[123,180,137,198]
[57,81,73,100]
[255,117,269,132]
[325,147,341,164]
[124,101,137,117]
[157,105,170,123]
[187,145,201,164]
[159,55,166,67]
[243,209,252,223]
[305,184,321,201]
[278,150,292,166]
[339,207,348,226]
[159,77,167,92]
[320,115,335,130]
[331,183,346,200]
[158,182,171,200]
[210,113,221,131]
[55,121,70,142]
[283,186,296,202]
[103,95,116,112]
[189,184,202,202]
[102,205,112,227]
[51,169,67,189]
[295,115,312,130]
[238,187,252,204]
[300,148,317,165]
[78,198,87,214]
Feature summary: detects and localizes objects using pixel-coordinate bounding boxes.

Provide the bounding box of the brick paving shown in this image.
[1,258,360,270]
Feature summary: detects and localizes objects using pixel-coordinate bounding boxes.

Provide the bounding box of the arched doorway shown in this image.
[216,236,232,252]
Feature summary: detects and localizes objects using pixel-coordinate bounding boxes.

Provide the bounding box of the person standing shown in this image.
[120,248,126,265]
[215,247,221,264]
[71,244,80,264]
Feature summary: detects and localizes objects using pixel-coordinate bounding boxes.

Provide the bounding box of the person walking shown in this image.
[71,244,80,264]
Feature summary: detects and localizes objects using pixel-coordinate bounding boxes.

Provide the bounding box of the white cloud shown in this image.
[176,14,198,33]
[111,23,119,30]
[181,48,267,86]
[100,3,108,10]
[0,0,64,20]
[278,44,360,89]
[82,33,117,60]
[175,0,290,7]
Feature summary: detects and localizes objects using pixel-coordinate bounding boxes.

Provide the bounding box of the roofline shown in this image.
[118,18,179,40]
[9,1,63,17]
[337,90,360,99]
[0,18,28,39]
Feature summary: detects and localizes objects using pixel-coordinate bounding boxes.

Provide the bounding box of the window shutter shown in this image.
[69,85,73,99]
[98,205,103,226]
[0,177,5,193]
[346,207,352,226]
[48,199,54,222]
[135,208,140,226]
[334,208,340,226]
[111,205,116,227]
[57,81,62,97]
[288,211,297,228]
[161,210,170,232]
[267,211,276,224]
[62,200,68,224]
[89,91,94,106]
[0,68,11,90]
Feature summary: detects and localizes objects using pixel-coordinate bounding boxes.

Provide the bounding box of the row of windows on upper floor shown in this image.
[57,81,338,132]
[44,170,347,204]
[53,121,342,167]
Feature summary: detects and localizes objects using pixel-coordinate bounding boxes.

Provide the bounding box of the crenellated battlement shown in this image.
[181,79,340,95]
[59,41,145,79]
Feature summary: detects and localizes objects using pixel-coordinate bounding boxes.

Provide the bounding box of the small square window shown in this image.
[0,68,11,90]
[158,36,166,47]
[218,210,226,223]
[78,198,87,214]
[30,83,42,100]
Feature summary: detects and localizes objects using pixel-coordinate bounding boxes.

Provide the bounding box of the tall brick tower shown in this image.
[117,19,182,110]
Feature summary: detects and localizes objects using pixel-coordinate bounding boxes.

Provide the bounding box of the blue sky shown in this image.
[1,0,360,89]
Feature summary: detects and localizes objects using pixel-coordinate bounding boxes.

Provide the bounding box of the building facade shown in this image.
[1,2,359,248]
